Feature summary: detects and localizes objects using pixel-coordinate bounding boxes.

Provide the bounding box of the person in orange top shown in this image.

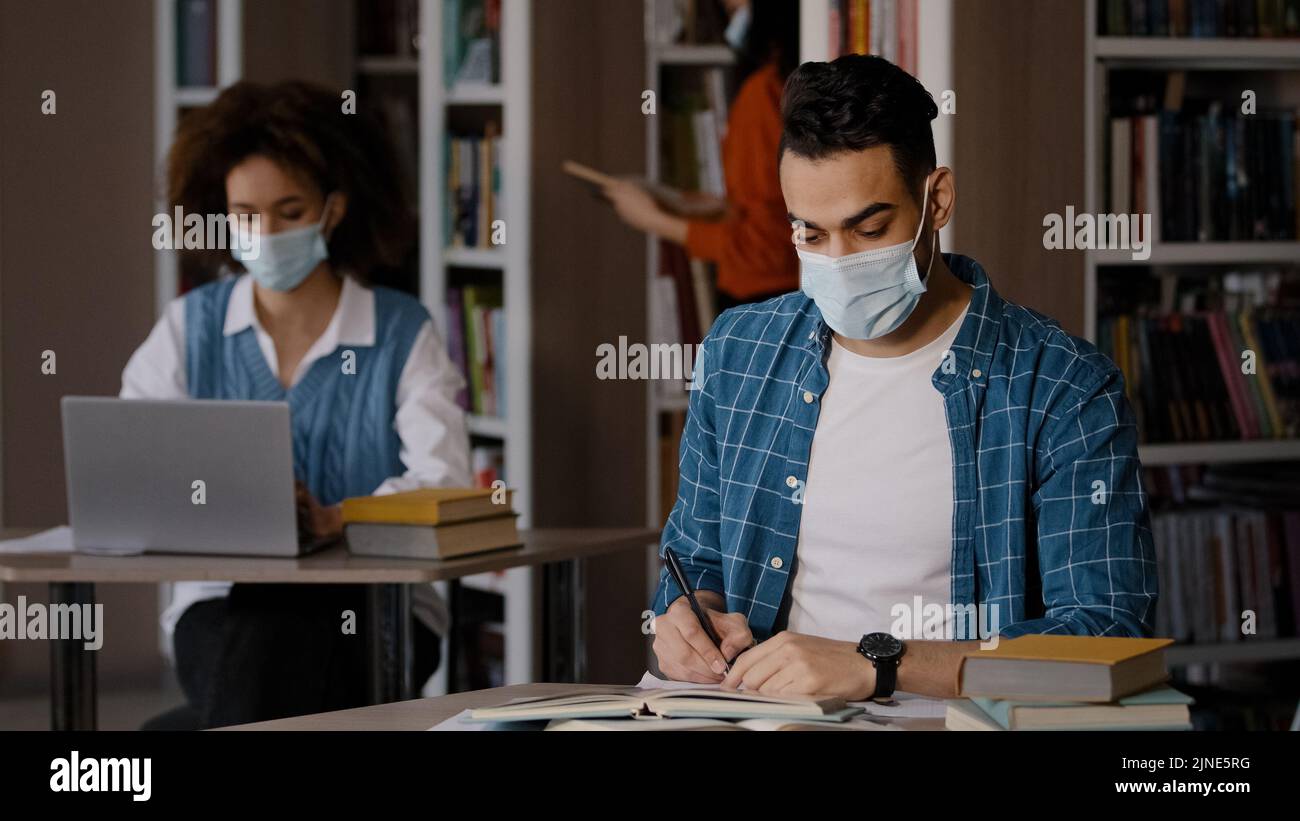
[603,0,800,310]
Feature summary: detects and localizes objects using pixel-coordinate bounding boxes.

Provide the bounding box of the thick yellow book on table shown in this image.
[340,487,513,526]
[957,635,1173,702]
[341,488,520,560]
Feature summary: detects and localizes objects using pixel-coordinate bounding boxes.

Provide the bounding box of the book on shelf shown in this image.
[651,0,728,46]
[175,0,216,88]
[446,124,502,249]
[444,0,501,87]
[1096,271,1300,445]
[1109,77,1298,243]
[1099,0,1300,37]
[445,285,505,418]
[472,444,504,489]
[826,0,919,76]
[1147,493,1300,646]
[946,685,1194,731]
[958,635,1174,702]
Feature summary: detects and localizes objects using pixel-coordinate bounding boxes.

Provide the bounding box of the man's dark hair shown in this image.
[779,54,939,200]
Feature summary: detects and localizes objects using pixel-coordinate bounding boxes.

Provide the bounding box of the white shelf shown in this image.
[1139,439,1300,466]
[467,414,508,438]
[174,86,220,106]
[653,394,691,413]
[444,246,506,269]
[1091,242,1300,266]
[653,44,735,65]
[446,82,504,105]
[357,55,419,74]
[422,0,533,688]
[1166,638,1300,666]
[1095,36,1300,67]
[154,0,242,319]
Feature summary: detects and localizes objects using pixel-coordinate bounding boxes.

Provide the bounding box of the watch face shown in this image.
[860,632,903,659]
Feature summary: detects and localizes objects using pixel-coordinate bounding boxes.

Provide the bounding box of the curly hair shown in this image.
[166,80,414,286]
[779,54,938,201]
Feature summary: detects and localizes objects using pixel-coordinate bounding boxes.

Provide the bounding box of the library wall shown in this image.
[0,0,163,692]
[951,0,1088,334]
[530,0,650,684]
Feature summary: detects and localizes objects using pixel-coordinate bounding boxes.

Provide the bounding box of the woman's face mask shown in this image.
[231,194,335,292]
[798,179,937,341]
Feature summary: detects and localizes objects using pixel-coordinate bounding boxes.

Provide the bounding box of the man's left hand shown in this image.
[720,631,876,699]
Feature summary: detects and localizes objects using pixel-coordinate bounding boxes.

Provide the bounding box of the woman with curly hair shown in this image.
[122,80,468,729]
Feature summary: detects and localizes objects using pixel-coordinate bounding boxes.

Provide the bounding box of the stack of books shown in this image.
[946,636,1194,731]
[341,487,519,560]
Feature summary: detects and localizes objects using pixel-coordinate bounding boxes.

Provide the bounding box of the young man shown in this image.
[649,54,1157,701]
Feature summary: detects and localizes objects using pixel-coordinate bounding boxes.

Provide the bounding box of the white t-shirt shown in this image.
[786,303,968,642]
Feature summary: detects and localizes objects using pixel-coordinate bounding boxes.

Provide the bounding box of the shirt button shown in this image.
[803,390,815,404]
[770,556,784,570]
[971,369,982,378]
[785,475,798,488]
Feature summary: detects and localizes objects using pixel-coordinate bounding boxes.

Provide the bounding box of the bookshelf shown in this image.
[1083,0,1300,676]
[414,0,534,690]
[153,0,243,317]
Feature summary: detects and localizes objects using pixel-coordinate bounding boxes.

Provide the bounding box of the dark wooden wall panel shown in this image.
[952,0,1087,335]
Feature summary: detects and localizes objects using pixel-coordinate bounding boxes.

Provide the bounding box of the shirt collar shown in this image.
[222,273,376,347]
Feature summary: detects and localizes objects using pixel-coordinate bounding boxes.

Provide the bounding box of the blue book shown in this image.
[970,685,1194,731]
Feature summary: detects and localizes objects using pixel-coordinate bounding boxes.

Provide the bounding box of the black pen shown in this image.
[664,547,737,669]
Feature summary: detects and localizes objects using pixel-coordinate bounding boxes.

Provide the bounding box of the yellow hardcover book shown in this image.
[958,636,1173,702]
[340,487,514,526]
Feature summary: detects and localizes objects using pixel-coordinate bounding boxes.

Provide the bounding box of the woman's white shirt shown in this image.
[119,274,471,640]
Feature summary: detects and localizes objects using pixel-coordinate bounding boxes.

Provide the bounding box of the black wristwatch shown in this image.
[856,632,905,702]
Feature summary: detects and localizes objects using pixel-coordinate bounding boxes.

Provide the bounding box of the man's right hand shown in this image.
[652,593,754,684]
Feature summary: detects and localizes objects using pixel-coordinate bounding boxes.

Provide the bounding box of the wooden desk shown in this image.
[0,527,659,731]
[222,683,948,731]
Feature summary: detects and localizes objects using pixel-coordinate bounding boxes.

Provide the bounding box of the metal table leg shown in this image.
[445,578,461,693]
[543,559,586,683]
[49,581,97,731]
[366,583,412,705]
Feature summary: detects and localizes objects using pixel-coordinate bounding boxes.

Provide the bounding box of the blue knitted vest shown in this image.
[184,277,429,506]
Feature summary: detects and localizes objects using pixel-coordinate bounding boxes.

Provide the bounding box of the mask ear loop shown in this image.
[916,177,937,286]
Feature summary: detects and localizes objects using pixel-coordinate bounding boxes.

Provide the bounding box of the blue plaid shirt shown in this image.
[652,254,1157,641]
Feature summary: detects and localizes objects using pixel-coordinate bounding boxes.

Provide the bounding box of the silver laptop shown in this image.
[61,396,309,556]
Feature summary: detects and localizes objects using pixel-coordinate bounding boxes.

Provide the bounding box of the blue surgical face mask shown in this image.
[231,196,334,292]
[798,180,936,341]
[724,3,751,50]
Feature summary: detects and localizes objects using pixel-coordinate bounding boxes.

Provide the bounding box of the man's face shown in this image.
[780,144,931,260]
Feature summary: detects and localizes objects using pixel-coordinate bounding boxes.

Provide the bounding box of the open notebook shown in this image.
[467,687,861,724]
